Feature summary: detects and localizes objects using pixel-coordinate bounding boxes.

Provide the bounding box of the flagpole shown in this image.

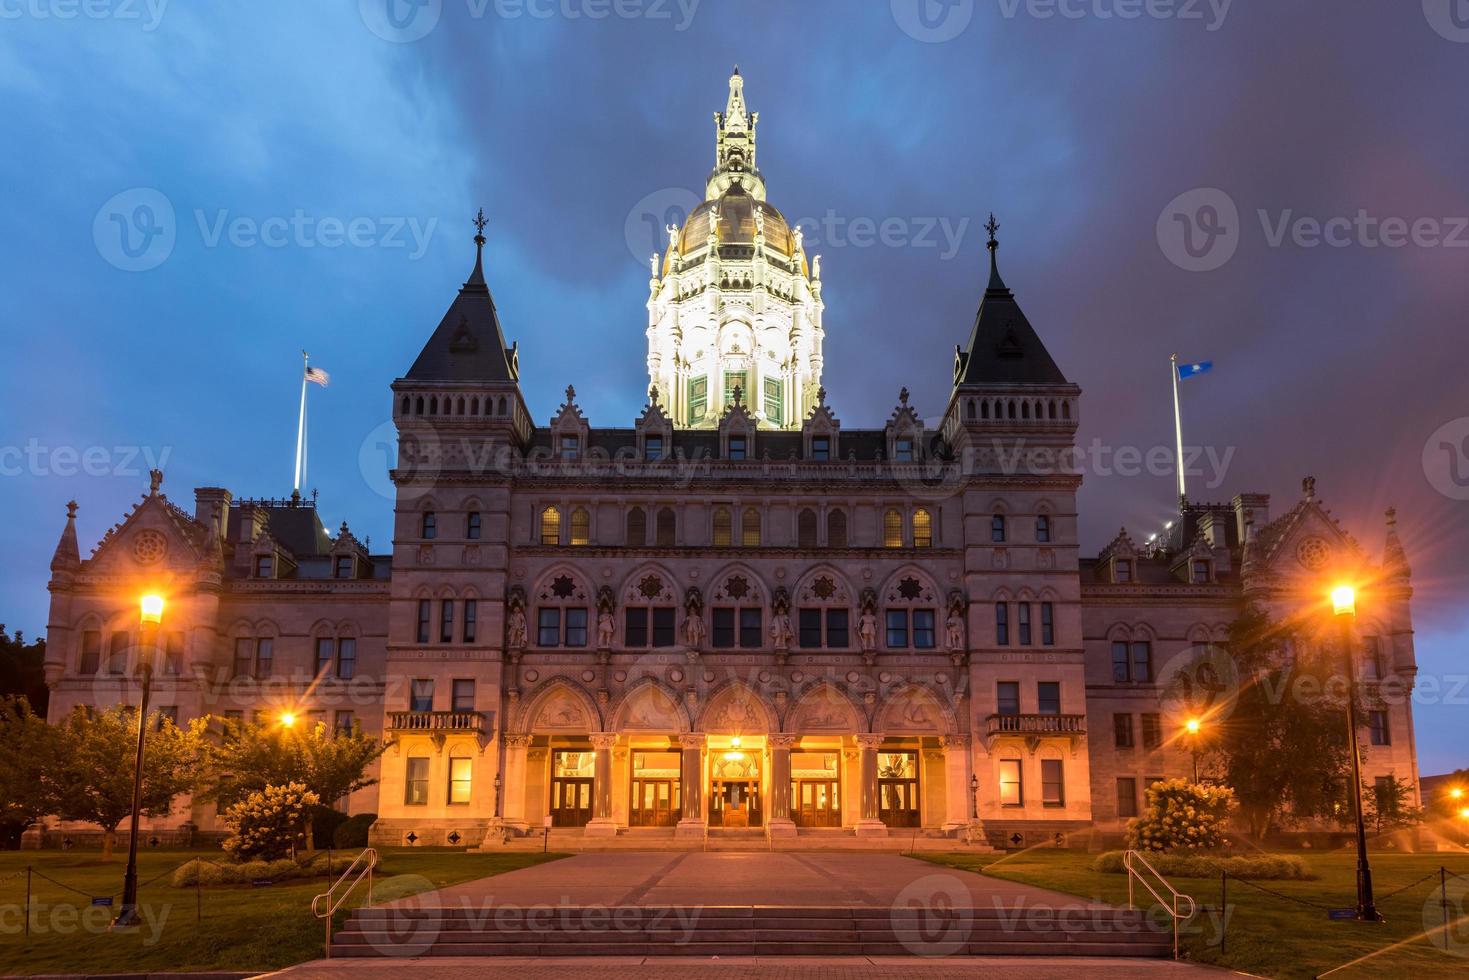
[294,351,308,494]
[1170,352,1186,506]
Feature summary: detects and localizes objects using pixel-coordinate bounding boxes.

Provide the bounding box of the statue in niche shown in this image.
[769,611,793,653]
[858,611,878,653]
[507,607,527,651]
[597,609,616,650]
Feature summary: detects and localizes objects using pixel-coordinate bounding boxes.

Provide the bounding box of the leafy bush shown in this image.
[1093,849,1312,880]
[333,812,377,849]
[1126,778,1235,852]
[310,805,350,849]
[171,852,364,887]
[221,782,320,860]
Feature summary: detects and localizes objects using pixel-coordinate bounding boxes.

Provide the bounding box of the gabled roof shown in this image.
[953,218,1068,387]
[403,217,519,384]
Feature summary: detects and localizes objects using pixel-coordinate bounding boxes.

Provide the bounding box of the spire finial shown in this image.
[984,213,1006,291]
[66,500,78,520]
[1302,475,1316,500]
[473,207,488,245]
[565,384,577,404]
[985,213,999,250]
[465,207,488,287]
[1385,505,1397,529]
[899,386,910,406]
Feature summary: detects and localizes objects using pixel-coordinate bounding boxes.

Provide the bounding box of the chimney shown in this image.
[1233,492,1269,544]
[194,487,232,541]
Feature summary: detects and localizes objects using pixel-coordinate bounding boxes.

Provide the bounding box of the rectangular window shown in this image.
[645,435,663,461]
[621,607,675,648]
[893,438,914,462]
[1037,681,1060,715]
[999,759,1023,806]
[335,556,353,579]
[337,638,356,680]
[466,511,482,539]
[559,435,580,460]
[810,436,830,461]
[1114,559,1132,583]
[997,682,1020,717]
[452,679,475,713]
[1117,777,1139,818]
[80,630,101,674]
[1035,515,1051,543]
[417,600,431,644]
[799,608,823,648]
[163,632,183,675]
[538,608,561,646]
[410,679,434,713]
[1131,642,1153,682]
[421,512,437,539]
[315,638,334,677]
[334,710,354,736]
[625,607,648,648]
[1191,560,1210,584]
[232,637,251,679]
[1111,641,1130,682]
[727,435,747,461]
[405,757,430,805]
[739,608,762,649]
[995,604,1009,646]
[1114,713,1134,748]
[652,607,675,645]
[1368,710,1391,746]
[1041,759,1064,807]
[255,555,273,578]
[254,638,273,679]
[712,608,736,648]
[440,600,454,644]
[1018,603,1032,645]
[463,600,477,643]
[1040,602,1054,645]
[723,371,747,407]
[688,376,708,422]
[826,609,849,648]
[886,610,908,648]
[763,377,783,427]
[1362,635,1384,679]
[1140,713,1162,750]
[564,608,588,647]
[912,609,936,648]
[448,757,473,805]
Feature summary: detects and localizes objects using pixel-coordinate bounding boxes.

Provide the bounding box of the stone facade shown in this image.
[37,73,1420,850]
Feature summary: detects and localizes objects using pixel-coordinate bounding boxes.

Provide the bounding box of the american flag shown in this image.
[305,366,330,387]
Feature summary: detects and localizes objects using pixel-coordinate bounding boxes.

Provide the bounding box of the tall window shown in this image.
[1112,640,1152,682]
[1041,759,1064,807]
[404,757,430,805]
[645,434,664,461]
[723,370,747,407]
[741,507,761,547]
[991,513,1007,543]
[799,608,849,648]
[1040,602,1054,645]
[337,637,356,679]
[727,435,747,460]
[712,607,762,649]
[416,600,431,644]
[463,601,477,643]
[797,509,818,548]
[570,507,590,546]
[1117,777,1138,818]
[452,679,475,712]
[233,638,272,680]
[712,506,733,546]
[440,600,454,643]
[1362,635,1385,679]
[655,507,676,546]
[1037,681,1060,715]
[163,632,184,676]
[1140,713,1162,749]
[999,759,1023,806]
[466,512,482,540]
[315,638,334,677]
[1035,514,1051,543]
[996,681,1020,716]
[883,509,903,548]
[1368,710,1391,745]
[1018,603,1032,645]
[410,679,434,712]
[763,377,783,426]
[810,436,830,461]
[688,376,708,422]
[421,511,437,539]
[995,603,1009,645]
[540,506,561,545]
[625,607,677,648]
[79,630,101,674]
[538,607,588,647]
[334,710,354,736]
[827,510,847,547]
[913,508,933,548]
[626,507,647,546]
[884,609,934,649]
[1114,713,1134,748]
[448,756,473,805]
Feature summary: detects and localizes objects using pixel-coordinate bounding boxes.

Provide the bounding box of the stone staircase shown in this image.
[331,904,1174,958]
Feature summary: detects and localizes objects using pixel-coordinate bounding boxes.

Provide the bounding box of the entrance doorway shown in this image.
[792,750,842,828]
[629,749,681,827]
[710,780,762,827]
[549,749,595,827]
[878,749,921,828]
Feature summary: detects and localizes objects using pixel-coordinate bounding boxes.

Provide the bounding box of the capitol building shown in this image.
[38,71,1422,849]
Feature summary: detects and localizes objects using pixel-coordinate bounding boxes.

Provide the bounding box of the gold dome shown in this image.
[663,184,803,276]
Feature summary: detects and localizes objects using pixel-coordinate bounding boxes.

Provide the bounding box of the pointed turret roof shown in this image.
[50,500,80,572]
[403,208,519,383]
[953,215,1068,386]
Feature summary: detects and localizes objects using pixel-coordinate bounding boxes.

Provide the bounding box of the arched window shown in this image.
[797,508,818,548]
[980,399,991,420]
[655,507,676,547]
[827,510,848,548]
[540,506,562,545]
[570,507,590,546]
[991,513,1007,543]
[741,507,761,547]
[913,508,933,548]
[965,399,976,420]
[421,511,437,539]
[415,396,424,415]
[626,507,646,546]
[712,506,733,546]
[1061,401,1071,420]
[1035,514,1051,543]
[883,508,904,548]
[400,395,410,415]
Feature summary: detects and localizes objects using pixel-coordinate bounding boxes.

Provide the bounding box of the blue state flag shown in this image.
[1176,360,1213,380]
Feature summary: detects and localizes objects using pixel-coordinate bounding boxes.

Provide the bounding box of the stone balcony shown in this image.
[983,712,1087,752]
[386,710,491,752]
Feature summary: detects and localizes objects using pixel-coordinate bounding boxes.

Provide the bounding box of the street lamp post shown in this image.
[969,773,979,820]
[113,593,164,929]
[1332,585,1381,923]
[1184,718,1202,783]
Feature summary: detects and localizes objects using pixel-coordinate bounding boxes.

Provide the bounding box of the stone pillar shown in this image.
[676,732,707,837]
[940,734,973,832]
[501,734,531,834]
[585,732,620,837]
[767,733,797,838]
[854,733,887,837]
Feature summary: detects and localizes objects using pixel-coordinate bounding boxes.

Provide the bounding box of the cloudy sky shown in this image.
[1,1,1465,771]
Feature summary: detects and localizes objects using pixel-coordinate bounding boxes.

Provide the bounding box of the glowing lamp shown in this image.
[1459,807,1469,821]
[1331,585,1356,617]
[1450,787,1465,800]
[139,594,165,625]
[279,712,297,729]
[1184,718,1201,735]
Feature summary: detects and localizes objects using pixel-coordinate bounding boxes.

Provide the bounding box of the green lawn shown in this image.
[918,847,1469,979]
[0,847,564,975]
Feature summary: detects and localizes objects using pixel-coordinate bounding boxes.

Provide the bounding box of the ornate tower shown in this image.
[645,68,826,430]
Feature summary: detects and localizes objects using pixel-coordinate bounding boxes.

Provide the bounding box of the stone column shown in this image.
[854,733,887,837]
[940,734,972,832]
[767,733,797,838]
[500,733,531,834]
[676,732,707,837]
[585,732,620,837]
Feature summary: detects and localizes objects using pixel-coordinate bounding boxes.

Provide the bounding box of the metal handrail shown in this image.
[1123,849,1196,960]
[311,847,378,958]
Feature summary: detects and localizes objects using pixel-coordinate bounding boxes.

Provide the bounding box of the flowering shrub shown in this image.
[1092,850,1311,880]
[221,782,320,860]
[1125,778,1235,852]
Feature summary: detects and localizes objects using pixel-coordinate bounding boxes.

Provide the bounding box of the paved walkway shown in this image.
[390,852,1110,909]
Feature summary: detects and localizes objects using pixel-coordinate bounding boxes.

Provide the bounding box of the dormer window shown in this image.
[893,438,914,462]
[645,435,664,461]
[728,435,747,460]
[1115,559,1133,583]
[334,556,354,579]
[811,436,830,461]
[1191,560,1211,584]
[255,555,273,578]
[421,512,437,539]
[560,435,580,460]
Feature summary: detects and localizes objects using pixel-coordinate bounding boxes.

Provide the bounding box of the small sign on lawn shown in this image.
[1327,909,1356,920]
[91,897,112,907]
[251,879,273,887]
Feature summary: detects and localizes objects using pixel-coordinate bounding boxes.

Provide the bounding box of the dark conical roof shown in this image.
[953,219,1067,386]
[404,215,519,383]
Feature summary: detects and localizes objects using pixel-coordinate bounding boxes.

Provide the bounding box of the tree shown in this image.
[0,625,48,715]
[1126,778,1236,852]
[1214,602,1362,838]
[222,782,320,861]
[50,706,202,858]
[0,697,60,843]
[1365,775,1424,836]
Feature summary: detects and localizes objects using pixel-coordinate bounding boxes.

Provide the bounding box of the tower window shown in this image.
[883,509,903,548]
[712,506,733,546]
[467,512,482,540]
[741,507,761,547]
[421,512,437,539]
[540,506,561,545]
[763,377,783,426]
[827,510,848,548]
[991,513,1007,543]
[688,377,708,422]
[626,507,647,546]
[1035,514,1051,543]
[913,508,933,548]
[655,507,676,546]
[570,507,591,546]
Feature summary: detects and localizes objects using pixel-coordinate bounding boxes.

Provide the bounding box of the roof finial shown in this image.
[66,500,78,520]
[984,212,1006,291]
[985,213,999,250]
[473,207,488,245]
[899,386,910,406]
[466,207,488,286]
[1385,505,1397,529]
[148,469,163,496]
[1302,475,1316,500]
